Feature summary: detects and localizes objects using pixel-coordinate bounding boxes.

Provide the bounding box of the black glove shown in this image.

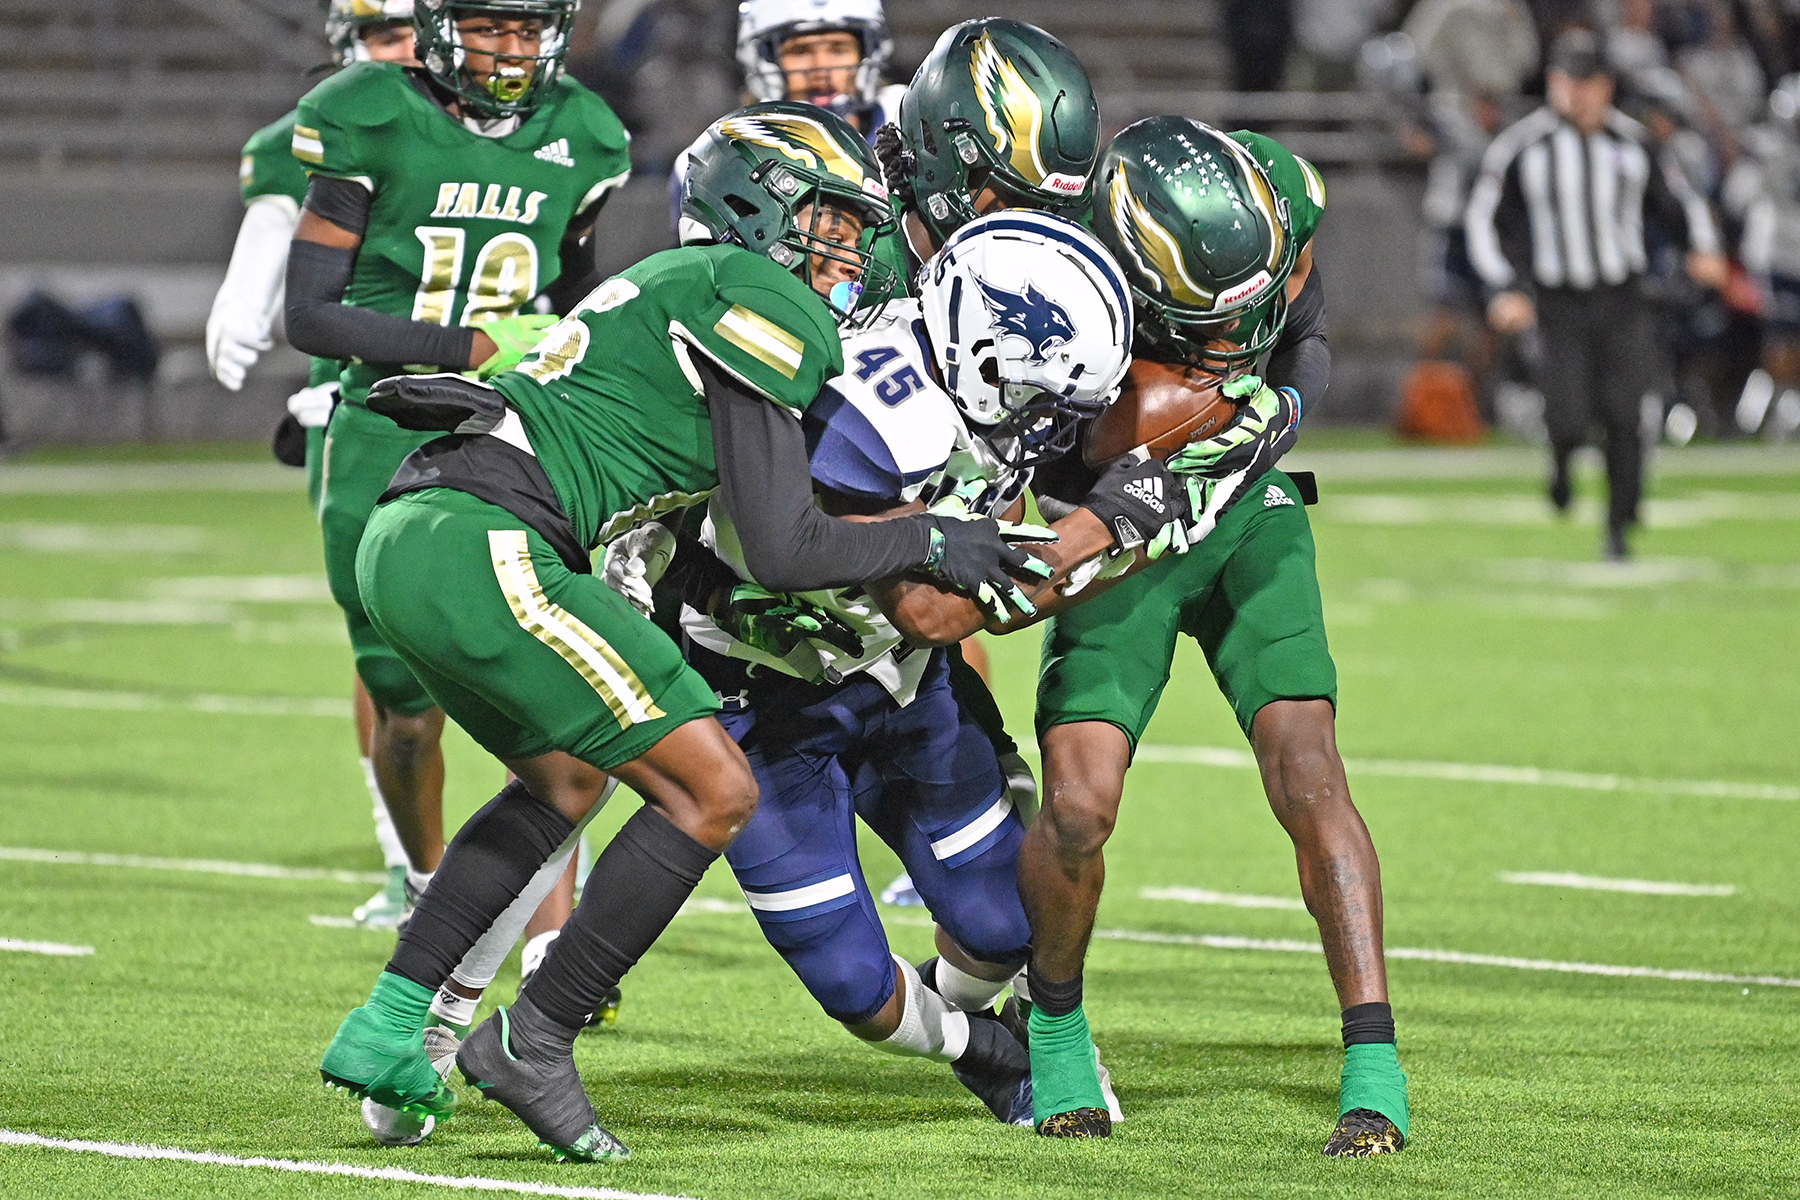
[1079,449,1192,557]
[366,372,507,434]
[917,486,1057,620]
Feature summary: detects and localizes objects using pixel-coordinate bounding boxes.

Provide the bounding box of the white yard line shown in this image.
[1499,872,1737,896]
[0,846,385,886]
[1139,886,1307,910]
[0,462,299,495]
[0,685,352,719]
[0,938,93,956]
[0,1130,694,1199]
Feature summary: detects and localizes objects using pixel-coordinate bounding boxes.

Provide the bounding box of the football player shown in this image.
[1018,119,1410,1153]
[317,103,1057,1162]
[204,0,419,928]
[282,0,632,940]
[670,201,1182,1125]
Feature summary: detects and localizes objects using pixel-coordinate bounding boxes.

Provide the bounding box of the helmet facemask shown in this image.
[1134,284,1291,380]
[762,176,898,328]
[417,0,577,119]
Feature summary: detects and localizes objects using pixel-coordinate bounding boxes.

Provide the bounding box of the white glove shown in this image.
[285,381,339,428]
[601,522,677,617]
[999,750,1039,825]
[206,195,297,391]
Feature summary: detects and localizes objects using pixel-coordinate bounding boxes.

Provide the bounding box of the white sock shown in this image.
[448,779,615,992]
[429,984,479,1030]
[405,867,434,896]
[520,930,559,981]
[363,756,409,871]
[933,956,1010,1013]
[871,955,969,1063]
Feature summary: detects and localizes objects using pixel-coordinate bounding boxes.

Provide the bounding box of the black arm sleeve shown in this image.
[302,175,373,237]
[285,239,476,369]
[1265,265,1330,407]
[540,203,606,316]
[702,356,931,592]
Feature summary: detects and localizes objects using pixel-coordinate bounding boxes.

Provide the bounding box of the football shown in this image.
[1083,358,1241,468]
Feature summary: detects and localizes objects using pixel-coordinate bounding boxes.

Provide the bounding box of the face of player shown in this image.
[456,13,550,103]
[359,19,418,66]
[793,199,866,296]
[779,31,862,108]
[1548,69,1615,134]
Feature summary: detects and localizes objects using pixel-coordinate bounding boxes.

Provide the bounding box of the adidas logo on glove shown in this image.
[534,138,576,168]
[1123,476,1166,514]
[1263,484,1295,508]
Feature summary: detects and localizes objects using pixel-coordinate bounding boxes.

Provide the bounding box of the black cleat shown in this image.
[951,1012,1033,1126]
[585,984,622,1029]
[1323,1108,1405,1157]
[1549,459,1572,513]
[456,1004,629,1163]
[1604,523,1630,561]
[1035,1107,1111,1138]
[995,995,1031,1051]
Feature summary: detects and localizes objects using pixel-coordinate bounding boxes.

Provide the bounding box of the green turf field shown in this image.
[1,440,1797,1199]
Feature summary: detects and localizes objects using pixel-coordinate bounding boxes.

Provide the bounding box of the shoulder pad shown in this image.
[710,248,841,361]
[806,310,958,502]
[1230,128,1325,245]
[299,62,411,130]
[549,78,632,154]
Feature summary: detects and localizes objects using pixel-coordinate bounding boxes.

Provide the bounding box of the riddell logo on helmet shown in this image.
[1216,270,1272,309]
[862,176,890,201]
[1041,173,1087,195]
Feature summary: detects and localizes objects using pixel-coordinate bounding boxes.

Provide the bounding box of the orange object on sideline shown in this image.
[1394,360,1486,443]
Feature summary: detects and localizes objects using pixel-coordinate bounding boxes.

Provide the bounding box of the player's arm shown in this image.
[701,355,1038,599]
[537,200,607,316]
[207,194,299,391]
[284,177,498,371]
[1265,258,1329,408]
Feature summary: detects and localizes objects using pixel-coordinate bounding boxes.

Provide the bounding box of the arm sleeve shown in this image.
[285,238,476,368]
[1265,265,1329,407]
[702,355,931,591]
[208,195,298,347]
[540,208,604,316]
[1465,142,1531,293]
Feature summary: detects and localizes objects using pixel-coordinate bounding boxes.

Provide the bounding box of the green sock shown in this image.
[1339,1042,1409,1139]
[1028,1003,1106,1123]
[367,971,436,1032]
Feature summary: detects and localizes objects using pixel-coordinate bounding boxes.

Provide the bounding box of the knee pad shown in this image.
[758,905,895,1025]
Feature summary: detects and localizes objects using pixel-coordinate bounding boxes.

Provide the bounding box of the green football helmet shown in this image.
[1090,117,1298,372]
[680,101,899,326]
[414,0,577,119]
[325,0,415,67]
[894,18,1100,245]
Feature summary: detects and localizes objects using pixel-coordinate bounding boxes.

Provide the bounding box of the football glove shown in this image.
[207,322,269,391]
[919,482,1057,621]
[285,381,339,428]
[1167,376,1301,479]
[473,313,560,379]
[713,584,864,658]
[1079,448,1192,560]
[998,750,1039,825]
[601,523,677,618]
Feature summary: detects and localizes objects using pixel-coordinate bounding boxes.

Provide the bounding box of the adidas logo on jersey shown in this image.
[1123,476,1166,514]
[534,137,575,168]
[1263,484,1295,508]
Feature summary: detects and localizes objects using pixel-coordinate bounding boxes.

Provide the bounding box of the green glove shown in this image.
[1166,375,1295,477]
[713,584,864,658]
[473,313,561,379]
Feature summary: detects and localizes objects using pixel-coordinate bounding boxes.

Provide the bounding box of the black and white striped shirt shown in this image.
[1465,106,1720,292]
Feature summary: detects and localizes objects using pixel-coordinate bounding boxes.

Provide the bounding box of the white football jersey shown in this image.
[682,298,1020,703]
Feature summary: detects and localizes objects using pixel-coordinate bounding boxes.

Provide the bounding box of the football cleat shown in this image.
[352,865,409,929]
[1035,1107,1111,1138]
[951,1013,1033,1126]
[879,872,924,907]
[360,1024,462,1145]
[320,990,456,1118]
[457,1006,629,1163]
[1323,1108,1405,1157]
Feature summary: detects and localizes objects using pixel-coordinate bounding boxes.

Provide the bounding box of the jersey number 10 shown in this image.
[411,226,540,327]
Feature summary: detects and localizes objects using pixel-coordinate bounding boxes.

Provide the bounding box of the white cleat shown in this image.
[361,1024,462,1145]
[880,871,924,906]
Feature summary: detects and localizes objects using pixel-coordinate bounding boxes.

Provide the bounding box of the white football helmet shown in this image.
[326,0,414,67]
[919,210,1133,468]
[737,0,892,118]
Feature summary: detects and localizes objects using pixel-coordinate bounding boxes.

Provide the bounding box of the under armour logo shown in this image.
[1263,484,1294,508]
[534,137,575,168]
[1123,476,1166,514]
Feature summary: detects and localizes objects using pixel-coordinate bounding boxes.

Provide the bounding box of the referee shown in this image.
[1466,29,1726,559]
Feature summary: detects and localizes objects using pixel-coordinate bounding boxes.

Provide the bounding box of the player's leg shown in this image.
[323,491,734,1152]
[1191,471,1407,1155]
[1022,549,1194,1136]
[349,675,416,927]
[1535,291,1594,515]
[1593,289,1655,559]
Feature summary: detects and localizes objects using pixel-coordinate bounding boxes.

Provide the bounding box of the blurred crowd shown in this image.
[1360,0,1800,442]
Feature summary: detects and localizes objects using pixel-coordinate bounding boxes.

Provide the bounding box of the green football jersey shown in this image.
[293,62,632,405]
[490,243,843,551]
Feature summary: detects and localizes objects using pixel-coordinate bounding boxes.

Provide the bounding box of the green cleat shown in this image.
[320,974,456,1118]
[1323,1108,1405,1156]
[1028,1003,1112,1138]
[353,865,410,929]
[544,1125,632,1163]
